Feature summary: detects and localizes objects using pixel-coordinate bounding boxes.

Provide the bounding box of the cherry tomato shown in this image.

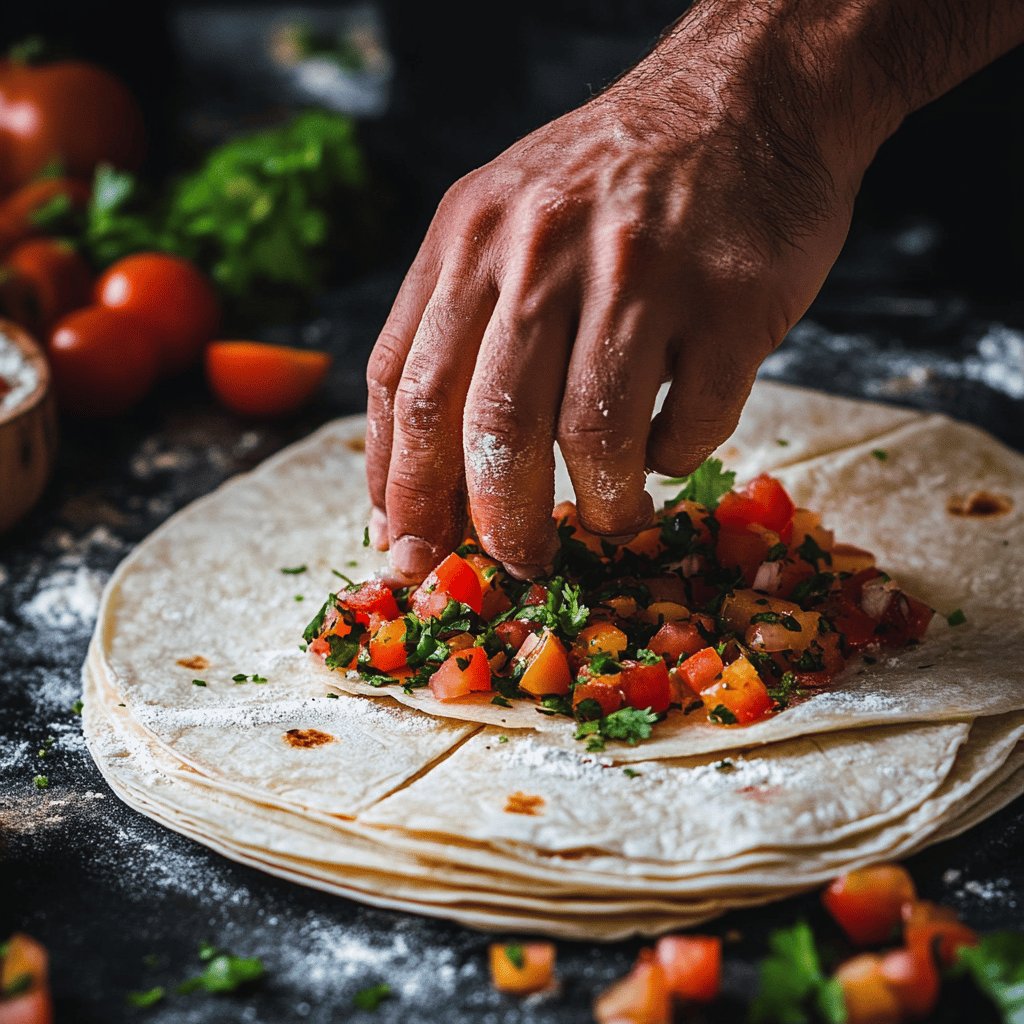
[822,864,916,946]
[96,253,221,375]
[648,621,706,664]
[0,177,91,256]
[205,341,331,417]
[47,306,159,416]
[901,900,978,966]
[1,238,92,335]
[0,58,144,192]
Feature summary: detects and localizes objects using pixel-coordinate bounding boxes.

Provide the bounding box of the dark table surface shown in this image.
[1,266,1022,1023]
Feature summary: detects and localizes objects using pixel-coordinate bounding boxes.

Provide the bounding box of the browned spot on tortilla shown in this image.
[947,490,1013,518]
[284,728,335,748]
[176,655,209,671]
[504,791,545,816]
[345,436,366,452]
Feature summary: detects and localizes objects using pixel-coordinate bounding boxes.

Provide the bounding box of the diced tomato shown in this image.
[715,474,795,539]
[662,499,713,545]
[466,553,512,619]
[648,621,706,664]
[428,646,491,701]
[654,935,721,1002]
[489,942,556,995]
[593,950,671,1024]
[701,655,772,724]
[522,583,548,607]
[553,500,605,555]
[879,592,934,647]
[338,577,400,624]
[368,619,408,672]
[411,553,483,617]
[677,647,723,695]
[830,543,875,575]
[516,630,572,697]
[623,526,662,558]
[902,900,978,966]
[788,508,834,553]
[308,637,330,657]
[0,933,53,1024]
[746,608,821,655]
[604,595,638,619]
[822,864,916,946]
[879,945,940,1019]
[719,589,778,634]
[572,678,625,717]
[495,619,537,652]
[716,526,773,585]
[834,954,902,1024]
[642,601,690,626]
[575,622,628,659]
[617,660,672,714]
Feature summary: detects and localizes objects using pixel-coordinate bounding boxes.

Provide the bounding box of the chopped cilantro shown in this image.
[362,526,371,548]
[491,695,512,708]
[294,595,305,602]
[871,448,889,461]
[198,941,218,961]
[954,931,1024,1024]
[623,768,641,778]
[498,735,509,743]
[504,945,526,970]
[325,621,366,670]
[708,704,738,725]
[588,651,622,676]
[325,692,339,698]
[793,647,825,673]
[455,655,471,671]
[796,535,832,568]
[514,578,589,639]
[765,542,788,562]
[767,671,801,709]
[663,458,736,510]
[576,707,659,748]
[635,648,662,665]
[302,593,338,644]
[683,699,704,715]
[715,759,735,772]
[354,982,392,1010]
[280,565,307,575]
[947,608,967,627]
[573,698,604,723]
[71,699,83,715]
[192,679,207,687]
[231,673,248,683]
[539,695,573,717]
[2,973,32,998]
[127,986,165,1008]
[177,953,264,995]
[750,921,845,1024]
[776,438,790,447]
[33,775,48,789]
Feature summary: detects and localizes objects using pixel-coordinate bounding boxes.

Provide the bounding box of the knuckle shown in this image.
[393,375,456,440]
[366,330,408,395]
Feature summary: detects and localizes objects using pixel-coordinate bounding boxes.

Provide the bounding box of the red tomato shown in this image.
[515,629,572,697]
[676,647,724,695]
[576,622,629,659]
[902,900,978,966]
[879,945,940,1019]
[593,950,671,1024]
[338,578,400,624]
[368,619,408,672]
[700,655,772,724]
[617,660,671,714]
[428,646,491,701]
[572,678,625,717]
[411,553,483,617]
[648,621,706,664]
[834,953,902,1024]
[822,864,917,946]
[0,933,53,1024]
[0,58,145,192]
[654,935,721,1002]
[96,253,221,375]
[206,341,332,417]
[1,238,92,335]
[489,943,556,995]
[715,474,795,539]
[494,619,536,652]
[0,177,91,256]
[47,306,159,416]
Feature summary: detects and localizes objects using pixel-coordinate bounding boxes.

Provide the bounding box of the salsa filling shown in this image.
[302,460,933,750]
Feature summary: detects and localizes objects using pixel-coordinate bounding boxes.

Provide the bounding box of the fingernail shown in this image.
[391,535,439,579]
[504,562,552,581]
[369,507,389,551]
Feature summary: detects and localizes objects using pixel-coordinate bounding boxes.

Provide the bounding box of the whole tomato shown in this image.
[47,306,159,416]
[96,253,221,375]
[0,176,91,256]
[0,57,145,193]
[1,238,92,335]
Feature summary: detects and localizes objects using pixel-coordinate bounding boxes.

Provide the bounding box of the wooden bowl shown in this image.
[0,319,58,535]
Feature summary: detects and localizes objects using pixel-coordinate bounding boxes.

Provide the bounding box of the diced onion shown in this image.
[861,577,897,619]
[752,560,783,593]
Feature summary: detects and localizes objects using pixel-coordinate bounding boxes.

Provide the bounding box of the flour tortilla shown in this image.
[95,381,1024,760]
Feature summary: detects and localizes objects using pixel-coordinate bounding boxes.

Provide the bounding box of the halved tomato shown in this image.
[206,341,331,416]
[411,553,483,617]
[822,864,916,946]
[516,630,571,697]
[428,646,491,701]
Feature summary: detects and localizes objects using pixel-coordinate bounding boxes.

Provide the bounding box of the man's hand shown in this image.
[365,0,1024,581]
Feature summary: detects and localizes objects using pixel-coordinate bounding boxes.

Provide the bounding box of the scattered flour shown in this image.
[22,565,106,630]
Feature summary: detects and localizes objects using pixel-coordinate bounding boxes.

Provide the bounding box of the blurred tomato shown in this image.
[0,177,90,256]
[1,238,92,335]
[206,341,331,416]
[0,58,144,193]
[47,306,159,416]
[96,253,221,375]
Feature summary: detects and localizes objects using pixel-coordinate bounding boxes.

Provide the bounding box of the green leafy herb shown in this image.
[326,625,365,670]
[664,458,736,511]
[232,673,248,683]
[353,982,392,1011]
[947,608,967,627]
[2,973,33,998]
[708,704,738,726]
[576,707,659,748]
[623,768,641,778]
[635,648,662,665]
[455,655,471,671]
[302,593,338,644]
[71,699,83,715]
[126,986,166,1008]
[588,651,622,676]
[715,759,735,772]
[491,695,512,708]
[776,438,790,447]
[796,535,832,568]
[515,578,590,639]
[362,526,371,548]
[33,775,48,789]
[177,953,265,995]
[766,542,788,562]
[539,695,573,717]
[498,735,509,743]
[198,941,218,961]
[294,595,305,602]
[683,698,704,715]
[280,565,307,575]
[504,945,526,970]
[750,921,846,1024]
[871,449,889,462]
[953,931,1024,1024]
[767,671,801,709]
[573,697,604,723]
[192,679,207,687]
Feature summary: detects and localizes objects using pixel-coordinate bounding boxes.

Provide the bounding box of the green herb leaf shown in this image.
[192,679,207,687]
[362,526,371,548]
[504,945,525,970]
[708,704,738,726]
[126,985,165,1008]
[353,982,392,1010]
[954,931,1024,1024]
[177,953,264,995]
[71,699,83,715]
[796,535,832,568]
[198,941,218,961]
[575,707,659,747]
[491,695,512,708]
[2,973,33,998]
[871,449,889,462]
[302,593,338,645]
[623,768,641,778]
[664,458,736,511]
[280,565,307,575]
[947,608,967,627]
[33,775,48,789]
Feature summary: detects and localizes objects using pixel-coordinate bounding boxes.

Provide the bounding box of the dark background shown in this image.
[1,3,1022,1022]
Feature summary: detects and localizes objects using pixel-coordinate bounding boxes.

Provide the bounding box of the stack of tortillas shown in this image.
[83,381,1024,939]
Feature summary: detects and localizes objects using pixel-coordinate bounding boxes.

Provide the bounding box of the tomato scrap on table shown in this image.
[304,460,934,751]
